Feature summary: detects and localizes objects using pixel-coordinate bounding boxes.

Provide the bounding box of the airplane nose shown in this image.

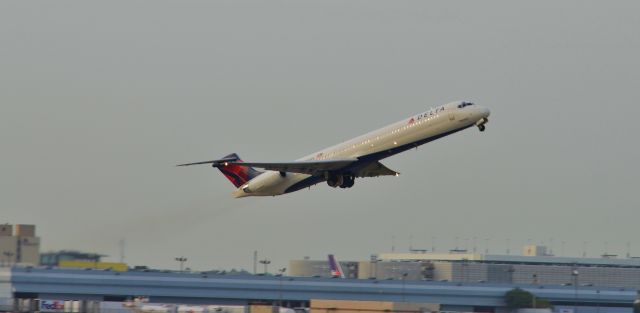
[480,106,490,118]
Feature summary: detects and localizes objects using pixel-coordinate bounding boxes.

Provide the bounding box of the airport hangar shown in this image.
[1,267,637,313]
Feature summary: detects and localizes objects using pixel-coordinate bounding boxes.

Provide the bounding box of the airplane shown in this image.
[178,101,489,198]
[328,254,345,278]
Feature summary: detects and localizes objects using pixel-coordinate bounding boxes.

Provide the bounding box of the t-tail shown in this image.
[328,254,345,278]
[216,153,262,188]
[177,153,262,188]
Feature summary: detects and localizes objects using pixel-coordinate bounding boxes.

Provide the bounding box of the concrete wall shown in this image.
[441,262,640,288]
[450,263,490,283]
[358,261,426,280]
[290,260,332,278]
[432,262,453,281]
[511,264,640,288]
[290,260,358,278]
[292,258,640,288]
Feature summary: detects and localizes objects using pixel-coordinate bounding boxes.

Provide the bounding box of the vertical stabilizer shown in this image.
[216,153,262,188]
[328,254,345,278]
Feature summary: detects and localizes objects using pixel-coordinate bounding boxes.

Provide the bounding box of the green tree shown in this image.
[505,288,533,309]
[504,288,553,310]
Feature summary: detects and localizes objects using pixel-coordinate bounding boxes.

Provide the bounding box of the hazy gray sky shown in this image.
[1,1,639,272]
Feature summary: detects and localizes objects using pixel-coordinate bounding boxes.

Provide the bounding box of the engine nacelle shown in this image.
[326,174,344,188]
[326,173,354,188]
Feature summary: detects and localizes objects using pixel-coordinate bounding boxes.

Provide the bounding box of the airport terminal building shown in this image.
[0,266,638,313]
[1,239,639,313]
[290,246,640,289]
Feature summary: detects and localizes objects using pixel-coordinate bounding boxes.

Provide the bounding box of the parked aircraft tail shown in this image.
[328,254,345,278]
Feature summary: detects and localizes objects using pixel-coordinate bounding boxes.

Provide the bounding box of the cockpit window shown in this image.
[457,102,474,108]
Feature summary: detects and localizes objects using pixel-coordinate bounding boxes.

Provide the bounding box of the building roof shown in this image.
[377,252,640,268]
[40,250,106,258]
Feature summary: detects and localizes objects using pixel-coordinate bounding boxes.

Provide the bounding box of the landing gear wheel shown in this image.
[478,124,485,132]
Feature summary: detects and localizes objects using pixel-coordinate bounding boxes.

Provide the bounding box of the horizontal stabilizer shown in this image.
[178,153,263,188]
[177,156,238,167]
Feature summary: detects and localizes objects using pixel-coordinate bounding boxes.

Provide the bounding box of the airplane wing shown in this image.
[231,159,358,176]
[230,158,399,178]
[352,161,399,177]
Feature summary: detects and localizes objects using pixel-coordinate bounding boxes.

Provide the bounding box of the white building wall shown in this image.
[0,224,40,266]
[17,236,40,265]
[0,237,18,265]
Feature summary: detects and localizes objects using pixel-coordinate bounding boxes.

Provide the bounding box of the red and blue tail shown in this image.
[216,153,262,188]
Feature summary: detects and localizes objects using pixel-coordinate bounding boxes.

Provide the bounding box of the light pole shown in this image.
[253,251,258,275]
[402,273,408,302]
[259,258,271,274]
[532,273,538,308]
[370,259,378,279]
[277,268,286,308]
[175,257,187,272]
[572,268,579,313]
[484,238,490,254]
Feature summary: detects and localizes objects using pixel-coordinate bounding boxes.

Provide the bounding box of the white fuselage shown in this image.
[233,101,490,197]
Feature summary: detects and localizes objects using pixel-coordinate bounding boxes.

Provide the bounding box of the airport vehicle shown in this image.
[328,254,345,278]
[178,101,489,197]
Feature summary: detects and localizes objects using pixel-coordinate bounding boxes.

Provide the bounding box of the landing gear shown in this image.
[326,173,355,188]
[476,117,488,132]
